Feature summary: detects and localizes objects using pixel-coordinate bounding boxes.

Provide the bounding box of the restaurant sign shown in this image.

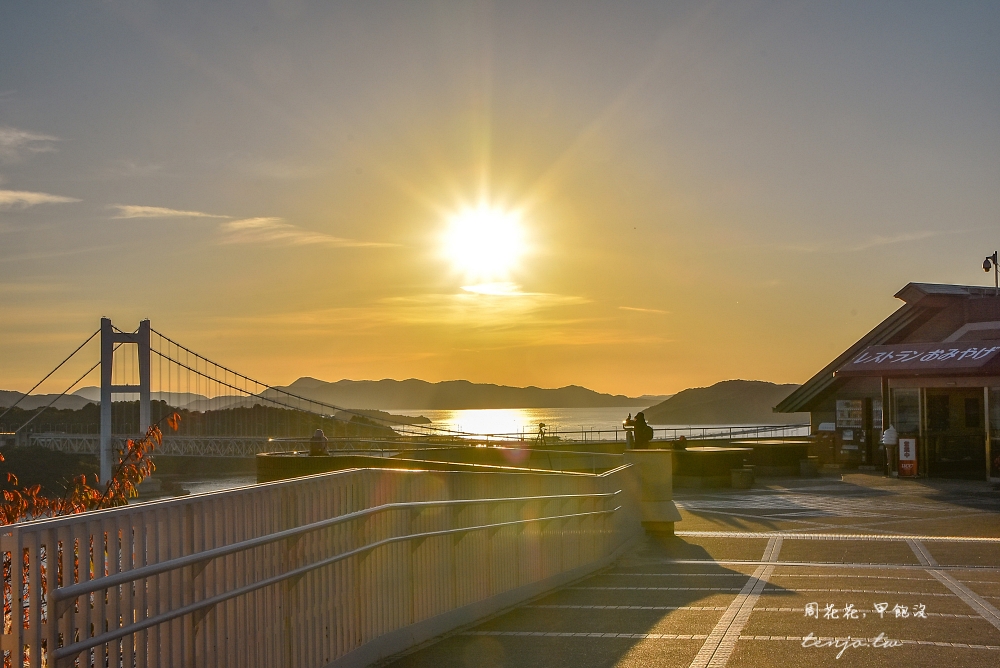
[837,340,1000,376]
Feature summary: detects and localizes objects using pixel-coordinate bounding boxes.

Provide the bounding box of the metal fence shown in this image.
[28,424,811,458]
[461,423,811,444]
[28,434,286,457]
[0,464,639,668]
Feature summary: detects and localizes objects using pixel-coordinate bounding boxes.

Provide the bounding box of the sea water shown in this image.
[393,406,650,437]
[392,406,806,437]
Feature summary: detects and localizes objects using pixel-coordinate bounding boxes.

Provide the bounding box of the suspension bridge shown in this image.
[1,318,807,483]
[0,318,500,482]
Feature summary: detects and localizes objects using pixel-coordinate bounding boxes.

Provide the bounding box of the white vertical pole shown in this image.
[100,317,113,484]
[138,319,151,434]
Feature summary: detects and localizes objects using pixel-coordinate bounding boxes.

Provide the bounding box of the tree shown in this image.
[0,413,180,525]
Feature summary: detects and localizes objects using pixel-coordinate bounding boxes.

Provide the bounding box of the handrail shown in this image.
[53,490,621,601]
[52,505,621,661]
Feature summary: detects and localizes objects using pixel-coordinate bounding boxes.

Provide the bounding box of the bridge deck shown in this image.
[383,474,1000,668]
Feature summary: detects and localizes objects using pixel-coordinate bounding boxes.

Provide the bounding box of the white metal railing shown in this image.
[27,424,811,458]
[28,434,288,457]
[0,465,638,667]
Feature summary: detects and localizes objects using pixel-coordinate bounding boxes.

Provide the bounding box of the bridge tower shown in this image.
[100,317,151,484]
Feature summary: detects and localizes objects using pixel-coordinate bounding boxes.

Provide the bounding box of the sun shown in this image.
[443,204,526,282]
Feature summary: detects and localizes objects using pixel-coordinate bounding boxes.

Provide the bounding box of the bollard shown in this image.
[623,449,682,534]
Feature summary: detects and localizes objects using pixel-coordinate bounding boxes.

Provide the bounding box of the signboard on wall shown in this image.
[836,400,864,429]
[899,437,917,477]
[838,340,1000,376]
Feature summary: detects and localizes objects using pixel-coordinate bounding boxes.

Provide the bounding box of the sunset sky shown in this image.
[2,1,1000,396]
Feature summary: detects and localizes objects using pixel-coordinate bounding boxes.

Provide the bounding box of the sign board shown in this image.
[899,437,917,477]
[838,341,1000,376]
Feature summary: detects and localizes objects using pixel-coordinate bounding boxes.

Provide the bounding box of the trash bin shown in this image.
[731,467,753,489]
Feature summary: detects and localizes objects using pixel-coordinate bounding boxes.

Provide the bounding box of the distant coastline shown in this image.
[2,378,806,426]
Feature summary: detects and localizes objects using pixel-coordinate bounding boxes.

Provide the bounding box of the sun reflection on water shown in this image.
[401,406,649,437]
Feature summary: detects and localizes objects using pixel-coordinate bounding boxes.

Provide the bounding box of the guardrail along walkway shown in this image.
[384,475,1000,668]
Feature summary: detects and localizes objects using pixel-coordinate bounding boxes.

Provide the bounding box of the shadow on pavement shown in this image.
[381,534,790,668]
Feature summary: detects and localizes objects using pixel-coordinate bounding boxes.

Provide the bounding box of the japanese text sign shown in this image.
[838,340,1000,376]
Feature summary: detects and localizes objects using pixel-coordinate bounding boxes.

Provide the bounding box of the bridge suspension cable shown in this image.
[148,328,472,439]
[0,328,99,424]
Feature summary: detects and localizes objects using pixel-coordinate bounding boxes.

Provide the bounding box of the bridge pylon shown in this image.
[100,317,151,484]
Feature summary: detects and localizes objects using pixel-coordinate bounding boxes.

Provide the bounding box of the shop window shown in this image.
[894,389,920,434]
[927,395,949,431]
[965,398,982,428]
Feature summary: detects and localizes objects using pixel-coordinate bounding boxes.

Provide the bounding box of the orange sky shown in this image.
[3,2,1000,396]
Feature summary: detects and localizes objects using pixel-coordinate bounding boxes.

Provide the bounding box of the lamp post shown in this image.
[985,251,999,296]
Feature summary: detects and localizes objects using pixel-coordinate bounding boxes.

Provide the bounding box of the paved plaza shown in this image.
[383,473,1000,667]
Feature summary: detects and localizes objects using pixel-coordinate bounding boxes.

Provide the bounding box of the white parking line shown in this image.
[906,538,1000,632]
[460,631,709,640]
[737,636,1000,650]
[458,631,1000,650]
[527,604,728,611]
[676,531,1000,543]
[571,586,743,592]
[639,558,1000,572]
[606,573,750,578]
[763,588,956,597]
[907,538,938,565]
[688,536,782,668]
[771,574,937,581]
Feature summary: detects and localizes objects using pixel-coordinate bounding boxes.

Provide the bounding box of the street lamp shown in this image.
[985,251,999,296]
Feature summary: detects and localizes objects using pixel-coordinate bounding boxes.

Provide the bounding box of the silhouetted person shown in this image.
[634,412,654,449]
[309,428,328,456]
[624,413,635,448]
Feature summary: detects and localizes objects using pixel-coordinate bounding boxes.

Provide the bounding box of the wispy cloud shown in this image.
[0,126,59,162]
[100,161,163,179]
[772,229,946,254]
[0,189,79,209]
[219,217,396,248]
[846,230,942,252]
[110,204,228,219]
[619,306,669,314]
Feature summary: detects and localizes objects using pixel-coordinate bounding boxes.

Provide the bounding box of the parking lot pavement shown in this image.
[382,473,1000,668]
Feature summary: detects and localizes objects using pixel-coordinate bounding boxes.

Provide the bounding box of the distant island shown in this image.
[270,377,670,410]
[1,379,807,423]
[0,380,670,416]
[642,380,806,425]
[0,390,94,411]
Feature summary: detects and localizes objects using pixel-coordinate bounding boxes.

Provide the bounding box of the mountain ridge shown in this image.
[1,381,671,413]
[642,379,806,425]
[277,377,667,410]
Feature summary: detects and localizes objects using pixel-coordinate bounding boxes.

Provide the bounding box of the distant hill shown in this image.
[0,390,94,411]
[74,387,209,407]
[642,380,806,425]
[3,379,666,416]
[273,377,657,410]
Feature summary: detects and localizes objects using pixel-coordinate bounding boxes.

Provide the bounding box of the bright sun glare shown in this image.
[443,205,526,283]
